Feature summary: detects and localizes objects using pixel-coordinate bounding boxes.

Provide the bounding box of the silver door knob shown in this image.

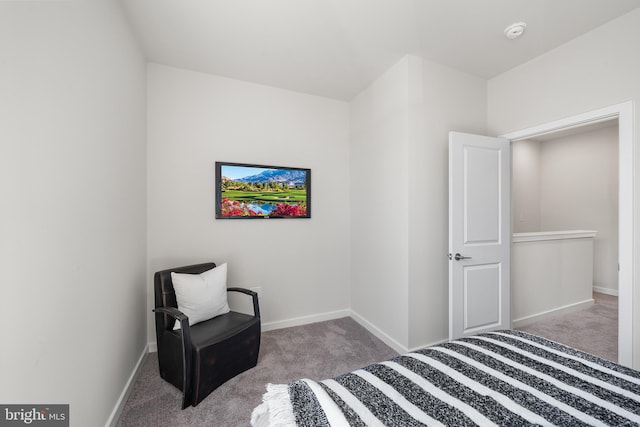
[454,253,472,261]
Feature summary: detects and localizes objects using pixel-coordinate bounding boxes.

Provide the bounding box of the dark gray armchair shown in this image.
[153,262,260,408]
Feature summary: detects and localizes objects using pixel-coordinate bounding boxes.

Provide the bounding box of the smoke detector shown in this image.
[504,22,527,39]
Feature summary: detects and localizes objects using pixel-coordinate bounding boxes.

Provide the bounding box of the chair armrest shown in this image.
[154,307,189,327]
[153,307,193,409]
[227,287,260,319]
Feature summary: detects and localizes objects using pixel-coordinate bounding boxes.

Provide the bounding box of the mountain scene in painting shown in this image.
[235,169,307,186]
[219,165,309,217]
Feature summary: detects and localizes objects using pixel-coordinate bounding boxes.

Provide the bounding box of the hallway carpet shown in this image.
[517,292,618,362]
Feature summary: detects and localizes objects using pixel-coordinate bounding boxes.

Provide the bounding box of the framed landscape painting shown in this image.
[215,162,311,219]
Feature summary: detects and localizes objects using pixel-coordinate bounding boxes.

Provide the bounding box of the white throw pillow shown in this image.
[171,263,230,330]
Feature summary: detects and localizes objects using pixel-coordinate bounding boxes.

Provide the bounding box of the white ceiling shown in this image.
[120,0,640,100]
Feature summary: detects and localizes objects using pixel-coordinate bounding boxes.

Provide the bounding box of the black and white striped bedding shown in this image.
[251,330,640,426]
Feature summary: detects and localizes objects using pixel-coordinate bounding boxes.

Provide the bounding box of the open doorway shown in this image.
[510,120,618,362]
[500,101,633,367]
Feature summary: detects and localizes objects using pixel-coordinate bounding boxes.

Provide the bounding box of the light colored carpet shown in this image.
[117,294,617,426]
[517,292,618,362]
[116,317,397,427]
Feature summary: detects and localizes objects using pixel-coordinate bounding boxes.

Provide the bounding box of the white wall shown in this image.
[488,8,640,367]
[350,55,486,351]
[147,64,351,341]
[512,232,596,324]
[512,140,542,232]
[350,57,411,349]
[512,126,619,293]
[0,2,147,426]
[539,125,619,293]
[408,57,487,349]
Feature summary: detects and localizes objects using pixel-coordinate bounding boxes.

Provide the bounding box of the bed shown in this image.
[251,330,640,426]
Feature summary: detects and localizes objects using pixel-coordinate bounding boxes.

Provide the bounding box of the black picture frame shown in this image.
[215,162,311,219]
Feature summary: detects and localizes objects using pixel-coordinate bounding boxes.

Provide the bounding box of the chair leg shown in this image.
[179,326,194,409]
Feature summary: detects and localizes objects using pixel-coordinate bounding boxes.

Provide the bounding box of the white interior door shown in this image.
[449,131,511,340]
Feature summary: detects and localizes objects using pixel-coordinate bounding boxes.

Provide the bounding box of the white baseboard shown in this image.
[106,344,149,427]
[147,309,352,352]
[147,309,444,361]
[407,338,449,353]
[349,310,408,354]
[261,309,351,332]
[593,286,619,296]
[512,299,594,329]
[349,310,448,354]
